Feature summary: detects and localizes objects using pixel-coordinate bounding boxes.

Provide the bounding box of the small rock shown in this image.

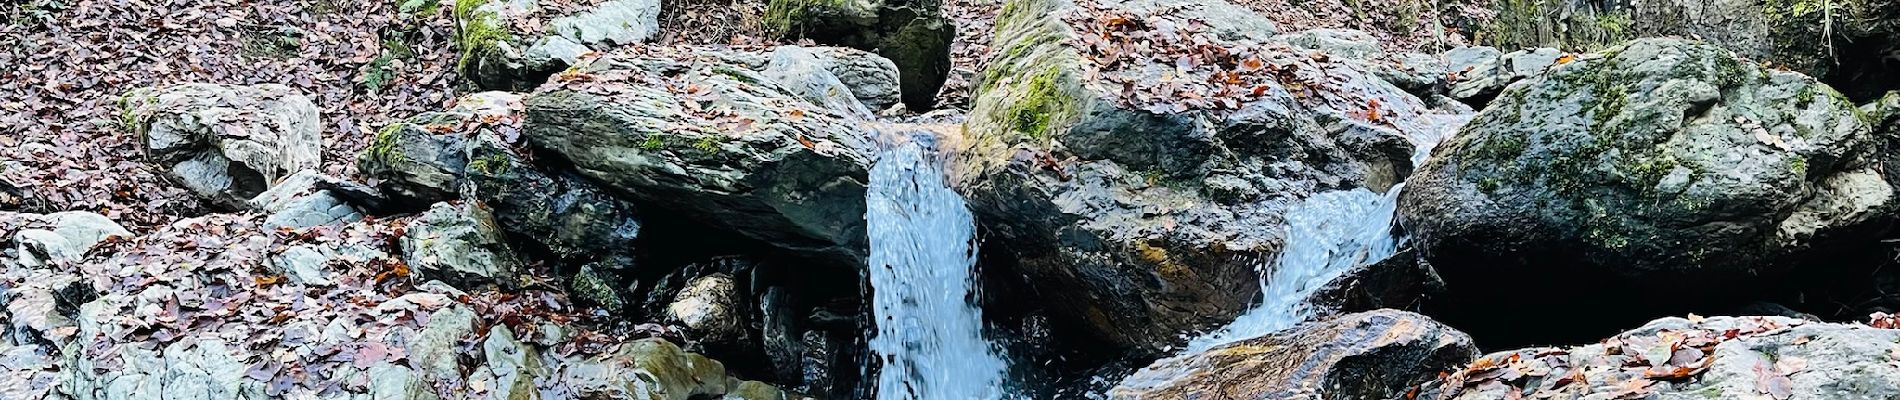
[12,211,132,267]
[666,273,746,344]
[248,170,364,229]
[400,202,519,289]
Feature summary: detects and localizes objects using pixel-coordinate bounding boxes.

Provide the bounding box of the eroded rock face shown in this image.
[958,0,1447,352]
[1446,47,1564,105]
[1411,316,1900,400]
[457,0,664,90]
[1110,309,1476,399]
[1400,39,1895,335]
[128,83,321,209]
[524,47,873,264]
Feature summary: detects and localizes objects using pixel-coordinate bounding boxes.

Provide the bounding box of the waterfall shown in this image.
[864,132,1010,399]
[1179,112,1467,354]
[1180,186,1405,353]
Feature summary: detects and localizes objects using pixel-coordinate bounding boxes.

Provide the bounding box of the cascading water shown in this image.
[1179,112,1466,354]
[864,132,1011,399]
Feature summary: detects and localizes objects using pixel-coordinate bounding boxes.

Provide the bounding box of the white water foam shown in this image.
[865,133,1011,399]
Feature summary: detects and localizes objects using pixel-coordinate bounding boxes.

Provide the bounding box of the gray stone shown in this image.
[1111,309,1475,399]
[762,46,876,118]
[127,83,321,209]
[1443,46,1501,75]
[524,48,872,263]
[806,47,903,112]
[460,0,664,90]
[249,170,364,229]
[462,118,641,262]
[1276,29,1384,61]
[12,211,132,267]
[400,202,519,288]
[1446,47,1563,103]
[406,305,476,381]
[267,242,387,286]
[1401,39,1892,326]
[1412,316,1900,400]
[666,273,746,344]
[555,338,736,400]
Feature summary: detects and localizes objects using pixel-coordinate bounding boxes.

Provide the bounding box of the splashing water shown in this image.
[1181,186,1405,353]
[865,133,1010,399]
[1180,113,1467,354]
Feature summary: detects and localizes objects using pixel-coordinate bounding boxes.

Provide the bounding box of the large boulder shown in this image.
[1410,315,1900,399]
[957,0,1448,352]
[127,83,321,209]
[1399,39,1895,340]
[524,47,873,264]
[764,0,953,109]
[456,0,664,90]
[1110,309,1477,399]
[1477,0,1900,100]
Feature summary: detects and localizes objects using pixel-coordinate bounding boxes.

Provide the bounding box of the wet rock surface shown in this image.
[1110,309,1477,399]
[956,0,1456,353]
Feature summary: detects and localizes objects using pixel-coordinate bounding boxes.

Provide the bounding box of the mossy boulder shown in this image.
[454,0,663,91]
[1477,0,1900,100]
[523,47,873,264]
[1400,39,1895,341]
[959,0,1442,353]
[359,116,471,209]
[1109,309,1477,399]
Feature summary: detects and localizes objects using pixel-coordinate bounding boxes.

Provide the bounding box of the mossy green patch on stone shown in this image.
[569,266,625,313]
[468,152,512,175]
[453,0,513,74]
[1004,66,1077,141]
[367,122,409,164]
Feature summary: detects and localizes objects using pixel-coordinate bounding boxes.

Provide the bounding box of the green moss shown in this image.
[711,66,762,85]
[638,133,665,150]
[399,0,441,16]
[1478,177,1503,193]
[693,136,720,152]
[569,266,625,313]
[1789,155,1809,176]
[117,90,155,133]
[468,153,511,175]
[1004,66,1076,141]
[363,54,397,93]
[368,123,408,164]
[239,27,303,59]
[762,0,853,35]
[453,0,513,74]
